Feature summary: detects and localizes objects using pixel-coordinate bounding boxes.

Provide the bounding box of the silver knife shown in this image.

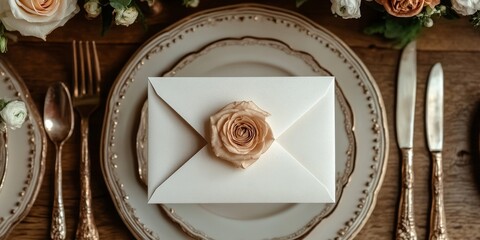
[396,40,418,240]
[426,63,449,240]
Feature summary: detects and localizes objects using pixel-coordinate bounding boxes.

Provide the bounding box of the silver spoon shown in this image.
[44,82,74,240]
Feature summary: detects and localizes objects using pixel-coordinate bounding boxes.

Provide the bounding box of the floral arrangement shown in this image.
[0,0,479,52]
[0,0,198,53]
[0,99,28,131]
[305,0,479,47]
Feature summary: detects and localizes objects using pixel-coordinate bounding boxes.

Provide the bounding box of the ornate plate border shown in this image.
[0,57,47,238]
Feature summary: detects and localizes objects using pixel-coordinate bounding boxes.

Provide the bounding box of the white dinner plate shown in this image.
[101,4,388,239]
[0,58,47,238]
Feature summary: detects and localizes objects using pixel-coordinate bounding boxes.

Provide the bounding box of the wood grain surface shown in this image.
[2,0,480,239]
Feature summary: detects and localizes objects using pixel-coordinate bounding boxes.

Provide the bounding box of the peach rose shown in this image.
[375,0,440,17]
[0,0,79,40]
[210,101,274,169]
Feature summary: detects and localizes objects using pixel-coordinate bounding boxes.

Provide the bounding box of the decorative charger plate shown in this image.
[0,58,47,238]
[101,4,388,240]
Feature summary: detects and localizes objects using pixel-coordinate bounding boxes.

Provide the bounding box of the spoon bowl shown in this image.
[44,83,74,144]
[44,81,74,240]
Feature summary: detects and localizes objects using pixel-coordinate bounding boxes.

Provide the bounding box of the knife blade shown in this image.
[426,63,449,240]
[426,63,443,152]
[395,40,418,240]
[396,40,417,149]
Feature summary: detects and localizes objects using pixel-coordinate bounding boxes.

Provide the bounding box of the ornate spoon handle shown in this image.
[75,118,99,240]
[429,152,449,240]
[51,145,66,240]
[396,148,417,240]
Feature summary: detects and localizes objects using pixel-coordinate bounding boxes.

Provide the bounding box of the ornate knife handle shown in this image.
[396,148,417,240]
[429,152,449,240]
[51,146,66,240]
[75,118,99,240]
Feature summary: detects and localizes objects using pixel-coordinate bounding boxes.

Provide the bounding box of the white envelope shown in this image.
[147,77,335,203]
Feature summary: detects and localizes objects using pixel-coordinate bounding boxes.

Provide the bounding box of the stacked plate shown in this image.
[0,58,46,238]
[101,4,388,239]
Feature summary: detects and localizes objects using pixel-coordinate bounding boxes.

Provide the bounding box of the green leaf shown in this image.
[109,2,124,10]
[131,1,147,30]
[296,0,309,8]
[101,5,114,36]
[363,22,386,35]
[109,0,131,9]
[364,14,423,48]
[0,100,7,110]
[387,18,422,48]
[384,19,406,38]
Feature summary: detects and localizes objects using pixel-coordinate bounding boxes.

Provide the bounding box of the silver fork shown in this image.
[72,40,100,240]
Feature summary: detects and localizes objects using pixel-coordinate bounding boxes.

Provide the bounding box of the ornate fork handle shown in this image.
[396,148,417,240]
[76,117,99,240]
[429,152,449,240]
[51,145,66,240]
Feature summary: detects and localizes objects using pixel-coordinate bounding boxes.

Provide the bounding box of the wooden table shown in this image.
[3,0,480,239]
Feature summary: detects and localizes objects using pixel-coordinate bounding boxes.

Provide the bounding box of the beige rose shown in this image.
[375,0,440,17]
[0,0,79,40]
[210,101,274,169]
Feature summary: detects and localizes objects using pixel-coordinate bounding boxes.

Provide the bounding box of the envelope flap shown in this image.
[277,81,335,192]
[148,77,334,137]
[150,143,333,203]
[148,84,207,198]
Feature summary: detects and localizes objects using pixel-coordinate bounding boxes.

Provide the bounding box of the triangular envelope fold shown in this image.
[150,143,331,203]
[277,81,335,194]
[147,84,206,197]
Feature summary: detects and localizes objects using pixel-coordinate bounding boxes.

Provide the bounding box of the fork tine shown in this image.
[72,40,78,97]
[85,41,94,95]
[73,41,101,97]
[91,41,101,94]
[79,41,86,96]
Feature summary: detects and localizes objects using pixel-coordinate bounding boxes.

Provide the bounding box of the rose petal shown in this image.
[210,101,274,168]
[2,1,79,40]
[17,0,60,16]
[376,0,424,17]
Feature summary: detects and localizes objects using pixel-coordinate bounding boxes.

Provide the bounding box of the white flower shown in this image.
[331,0,361,19]
[0,0,79,40]
[84,0,102,19]
[114,6,138,26]
[451,0,480,15]
[0,100,27,130]
[184,0,199,8]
